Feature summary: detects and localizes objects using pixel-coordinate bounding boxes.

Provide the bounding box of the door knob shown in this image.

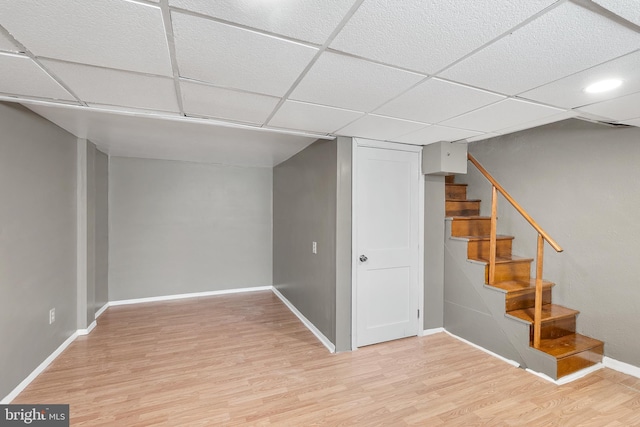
[359,255,368,262]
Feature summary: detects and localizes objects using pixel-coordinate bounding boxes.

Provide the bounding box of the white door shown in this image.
[355,142,420,347]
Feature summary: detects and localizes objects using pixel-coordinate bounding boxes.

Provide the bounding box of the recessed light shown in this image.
[584,79,622,94]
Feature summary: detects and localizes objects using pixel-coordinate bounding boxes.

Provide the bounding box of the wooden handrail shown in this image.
[467,152,563,348]
[467,153,563,253]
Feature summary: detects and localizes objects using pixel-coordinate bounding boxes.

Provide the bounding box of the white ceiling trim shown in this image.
[1,95,334,140]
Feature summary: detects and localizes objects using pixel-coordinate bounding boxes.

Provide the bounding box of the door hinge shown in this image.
[417,309,420,318]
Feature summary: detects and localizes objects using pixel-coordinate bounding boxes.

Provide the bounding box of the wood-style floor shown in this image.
[14,291,640,426]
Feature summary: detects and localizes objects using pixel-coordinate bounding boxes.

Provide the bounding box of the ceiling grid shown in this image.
[0,0,638,166]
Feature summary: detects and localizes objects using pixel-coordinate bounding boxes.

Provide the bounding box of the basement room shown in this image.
[1,0,640,425]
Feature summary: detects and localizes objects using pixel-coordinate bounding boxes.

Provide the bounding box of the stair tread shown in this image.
[507,304,579,324]
[487,279,555,293]
[537,333,604,359]
[445,183,467,187]
[449,216,491,220]
[446,199,481,202]
[464,234,514,241]
[473,255,534,264]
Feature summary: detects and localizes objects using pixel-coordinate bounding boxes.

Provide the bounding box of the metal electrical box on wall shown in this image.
[421,141,468,175]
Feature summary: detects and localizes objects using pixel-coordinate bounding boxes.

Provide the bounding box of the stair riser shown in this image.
[486,261,531,283]
[445,185,467,200]
[445,175,455,184]
[557,345,604,378]
[529,317,576,342]
[468,239,512,259]
[446,200,481,217]
[506,289,552,311]
[451,218,491,237]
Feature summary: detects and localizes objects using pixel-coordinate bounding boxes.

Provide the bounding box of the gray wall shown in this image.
[335,136,353,351]
[86,141,96,326]
[78,140,108,326]
[273,139,338,344]
[459,118,640,367]
[0,103,77,399]
[109,157,272,300]
[94,150,109,312]
[424,175,445,330]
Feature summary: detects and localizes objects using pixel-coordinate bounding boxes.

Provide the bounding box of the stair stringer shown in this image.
[444,219,557,377]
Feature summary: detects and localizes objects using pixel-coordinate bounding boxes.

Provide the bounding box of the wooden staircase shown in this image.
[445,174,604,379]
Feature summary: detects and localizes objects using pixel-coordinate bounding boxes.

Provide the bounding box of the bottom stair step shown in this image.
[537,333,604,378]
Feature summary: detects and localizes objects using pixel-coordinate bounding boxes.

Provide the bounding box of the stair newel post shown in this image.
[533,234,545,348]
[489,185,498,285]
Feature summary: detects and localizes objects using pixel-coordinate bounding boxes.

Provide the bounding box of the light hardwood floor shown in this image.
[13,291,640,426]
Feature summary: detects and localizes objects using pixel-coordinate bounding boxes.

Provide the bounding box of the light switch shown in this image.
[312,241,317,254]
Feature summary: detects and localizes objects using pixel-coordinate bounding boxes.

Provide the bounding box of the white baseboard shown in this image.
[95,302,109,319]
[271,287,336,354]
[109,286,273,306]
[445,330,520,368]
[603,356,640,379]
[1,331,78,404]
[526,363,604,385]
[77,320,97,336]
[423,327,444,336]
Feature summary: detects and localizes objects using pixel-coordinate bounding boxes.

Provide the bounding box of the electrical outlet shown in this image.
[49,308,55,325]
[312,241,317,254]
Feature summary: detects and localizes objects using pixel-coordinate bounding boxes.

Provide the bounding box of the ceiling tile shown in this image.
[168,0,357,44]
[519,51,640,109]
[330,0,558,74]
[268,100,363,133]
[336,114,427,140]
[25,104,319,167]
[375,78,505,124]
[593,0,640,26]
[0,53,75,101]
[0,0,172,76]
[40,59,179,112]
[172,12,317,97]
[0,31,19,53]
[440,99,565,132]
[181,80,279,124]
[290,52,424,112]
[396,125,481,145]
[495,110,578,135]
[577,91,640,122]
[440,2,640,95]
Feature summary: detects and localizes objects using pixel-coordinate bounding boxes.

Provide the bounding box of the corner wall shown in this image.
[0,103,77,399]
[335,136,353,351]
[108,157,272,300]
[273,139,339,345]
[95,150,109,312]
[424,175,445,329]
[459,118,640,368]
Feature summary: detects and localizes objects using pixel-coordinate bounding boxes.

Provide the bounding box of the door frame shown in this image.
[351,138,424,350]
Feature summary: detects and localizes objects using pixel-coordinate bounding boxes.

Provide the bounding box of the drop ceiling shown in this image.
[1,0,639,167]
